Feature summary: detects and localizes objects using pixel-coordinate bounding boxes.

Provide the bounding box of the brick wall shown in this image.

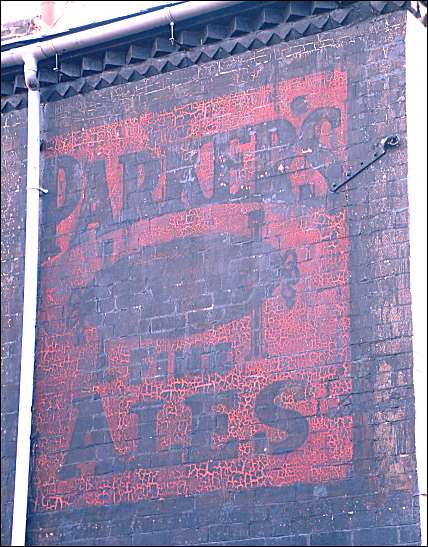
[1,108,28,546]
[1,18,39,41]
[1,10,421,547]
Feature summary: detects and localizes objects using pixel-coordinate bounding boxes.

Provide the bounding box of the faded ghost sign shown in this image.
[33,70,352,512]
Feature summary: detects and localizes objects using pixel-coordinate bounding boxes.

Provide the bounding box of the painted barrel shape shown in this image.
[69,232,299,339]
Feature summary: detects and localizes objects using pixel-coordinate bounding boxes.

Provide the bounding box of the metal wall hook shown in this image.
[169,20,175,45]
[168,18,192,51]
[381,135,400,149]
[330,134,400,193]
[53,53,60,72]
[52,53,65,82]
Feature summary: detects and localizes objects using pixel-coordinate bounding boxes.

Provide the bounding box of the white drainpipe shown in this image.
[11,53,44,547]
[3,3,243,546]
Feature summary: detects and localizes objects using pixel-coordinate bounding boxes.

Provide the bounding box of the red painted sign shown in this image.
[33,70,352,512]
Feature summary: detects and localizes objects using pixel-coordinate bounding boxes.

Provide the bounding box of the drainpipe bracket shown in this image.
[22,52,40,90]
[28,186,49,195]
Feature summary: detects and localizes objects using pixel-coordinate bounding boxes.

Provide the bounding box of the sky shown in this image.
[1,1,182,27]
[2,1,39,22]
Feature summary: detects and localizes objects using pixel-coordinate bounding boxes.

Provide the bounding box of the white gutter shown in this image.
[1,1,244,67]
[11,53,44,547]
[5,3,243,546]
[406,10,427,547]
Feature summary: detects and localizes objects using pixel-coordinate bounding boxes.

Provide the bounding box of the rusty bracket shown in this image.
[330,135,400,193]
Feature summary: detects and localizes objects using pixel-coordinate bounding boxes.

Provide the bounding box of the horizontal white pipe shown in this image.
[1,1,244,67]
[11,84,41,547]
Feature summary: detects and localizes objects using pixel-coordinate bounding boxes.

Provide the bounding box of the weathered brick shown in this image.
[353,526,399,545]
[399,525,422,544]
[310,531,353,546]
[2,6,420,547]
[270,536,308,546]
